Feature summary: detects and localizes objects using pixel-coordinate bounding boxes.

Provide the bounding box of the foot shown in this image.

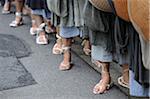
[9,12,23,27]
[59,61,71,71]
[83,48,91,56]
[118,76,129,89]
[93,72,111,94]
[118,67,129,88]
[30,20,38,35]
[82,40,91,55]
[59,46,71,71]
[93,61,111,94]
[36,31,48,45]
[52,43,63,55]
[30,27,38,35]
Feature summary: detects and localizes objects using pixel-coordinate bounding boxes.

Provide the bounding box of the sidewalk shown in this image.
[0,6,148,99]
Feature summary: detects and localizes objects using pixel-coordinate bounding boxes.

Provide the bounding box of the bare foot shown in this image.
[59,46,71,71]
[82,40,91,55]
[36,31,48,45]
[93,73,111,94]
[52,39,63,54]
[93,62,111,94]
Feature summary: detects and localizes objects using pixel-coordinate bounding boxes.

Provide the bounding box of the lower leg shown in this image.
[14,0,24,22]
[45,19,56,33]
[34,15,43,26]
[34,15,48,44]
[62,38,72,64]
[59,38,72,70]
[30,14,38,35]
[93,62,111,94]
[122,64,129,84]
[3,0,11,11]
[15,0,24,12]
[83,39,91,55]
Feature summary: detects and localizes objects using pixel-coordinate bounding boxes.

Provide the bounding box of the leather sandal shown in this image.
[82,39,91,55]
[2,10,10,14]
[59,46,72,71]
[59,62,72,71]
[9,12,23,27]
[30,20,37,35]
[93,61,113,94]
[93,78,112,94]
[36,23,48,45]
[52,34,63,54]
[118,69,129,89]
[52,43,63,55]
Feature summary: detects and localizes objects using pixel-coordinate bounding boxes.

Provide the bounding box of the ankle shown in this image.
[15,12,22,22]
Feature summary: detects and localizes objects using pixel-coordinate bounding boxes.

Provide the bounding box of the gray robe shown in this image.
[47,0,86,27]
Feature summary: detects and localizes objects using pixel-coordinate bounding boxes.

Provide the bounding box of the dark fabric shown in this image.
[113,16,150,85]
[26,0,49,10]
[128,24,149,86]
[107,0,149,86]
[113,17,129,56]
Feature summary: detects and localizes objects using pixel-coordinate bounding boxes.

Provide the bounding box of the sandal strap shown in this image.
[36,23,46,35]
[93,60,110,74]
[15,12,22,17]
[123,69,129,74]
[36,28,44,35]
[99,80,111,88]
[62,45,71,53]
[32,20,36,24]
[118,76,129,88]
[56,34,62,39]
[81,39,87,46]
[39,23,46,30]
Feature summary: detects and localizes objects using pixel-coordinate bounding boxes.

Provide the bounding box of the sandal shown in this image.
[118,69,129,89]
[36,23,48,45]
[30,20,37,35]
[92,61,113,94]
[36,32,48,45]
[83,48,91,56]
[2,10,10,14]
[59,62,72,71]
[9,12,23,27]
[30,27,37,35]
[52,34,63,54]
[52,43,63,55]
[82,39,91,56]
[93,79,113,94]
[118,76,129,89]
[59,46,72,71]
